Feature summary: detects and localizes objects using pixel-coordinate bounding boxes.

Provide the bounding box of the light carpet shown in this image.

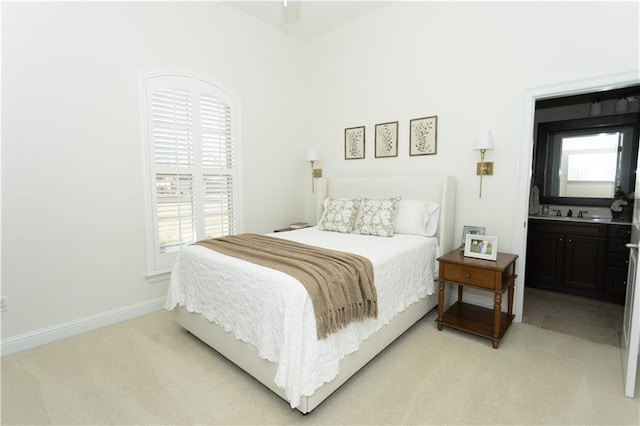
[1,308,639,425]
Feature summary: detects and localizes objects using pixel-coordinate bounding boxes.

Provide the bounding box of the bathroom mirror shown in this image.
[534,113,640,207]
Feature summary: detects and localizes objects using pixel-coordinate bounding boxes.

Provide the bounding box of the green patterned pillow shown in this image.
[319,198,361,233]
[355,197,401,237]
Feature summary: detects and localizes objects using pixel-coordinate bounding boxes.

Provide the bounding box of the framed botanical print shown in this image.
[375,121,398,158]
[409,115,437,156]
[344,126,365,159]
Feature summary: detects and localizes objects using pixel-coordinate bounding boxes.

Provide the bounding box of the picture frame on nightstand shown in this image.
[460,225,486,251]
[464,234,498,261]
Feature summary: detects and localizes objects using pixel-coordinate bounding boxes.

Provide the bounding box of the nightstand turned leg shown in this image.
[492,292,502,349]
[437,280,444,331]
[508,283,515,317]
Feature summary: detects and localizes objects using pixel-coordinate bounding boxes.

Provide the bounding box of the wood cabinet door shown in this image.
[604,266,628,303]
[525,230,564,290]
[563,234,605,296]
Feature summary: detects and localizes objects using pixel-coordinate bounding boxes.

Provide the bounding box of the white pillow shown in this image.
[318,198,361,233]
[394,200,440,236]
[354,197,401,237]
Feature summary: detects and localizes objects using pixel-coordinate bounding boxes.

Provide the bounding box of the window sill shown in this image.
[145,270,171,284]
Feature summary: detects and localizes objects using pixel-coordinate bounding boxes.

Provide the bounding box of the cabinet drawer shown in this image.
[604,267,627,304]
[608,252,629,269]
[528,220,606,237]
[442,264,496,289]
[609,224,631,239]
[609,238,631,253]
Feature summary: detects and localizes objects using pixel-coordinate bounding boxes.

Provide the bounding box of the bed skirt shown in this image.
[174,293,438,413]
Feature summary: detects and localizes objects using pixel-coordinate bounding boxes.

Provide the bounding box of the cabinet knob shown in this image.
[559,238,563,242]
[465,273,471,278]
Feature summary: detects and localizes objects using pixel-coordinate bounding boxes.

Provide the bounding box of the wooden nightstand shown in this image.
[273,225,311,232]
[436,249,518,349]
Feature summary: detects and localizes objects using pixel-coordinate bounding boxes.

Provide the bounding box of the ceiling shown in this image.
[225,1,392,40]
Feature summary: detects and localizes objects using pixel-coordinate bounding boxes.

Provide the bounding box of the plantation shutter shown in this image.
[200,93,237,238]
[142,74,241,275]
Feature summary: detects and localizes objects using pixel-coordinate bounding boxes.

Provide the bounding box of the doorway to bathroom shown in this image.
[522,82,640,346]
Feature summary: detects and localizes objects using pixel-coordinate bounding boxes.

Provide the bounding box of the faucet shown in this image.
[578,210,588,218]
[567,209,573,217]
[553,209,562,217]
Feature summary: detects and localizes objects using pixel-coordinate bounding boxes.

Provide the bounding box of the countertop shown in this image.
[528,215,632,225]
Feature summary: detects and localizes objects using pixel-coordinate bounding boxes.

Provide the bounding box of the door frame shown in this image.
[512,70,640,322]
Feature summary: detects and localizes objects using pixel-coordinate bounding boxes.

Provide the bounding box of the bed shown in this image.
[166,175,456,413]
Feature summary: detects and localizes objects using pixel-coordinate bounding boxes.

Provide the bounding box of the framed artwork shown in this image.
[344,126,365,160]
[464,234,498,261]
[409,115,438,156]
[375,121,398,158]
[460,225,486,251]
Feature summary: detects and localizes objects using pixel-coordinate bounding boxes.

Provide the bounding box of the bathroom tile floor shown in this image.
[522,286,625,347]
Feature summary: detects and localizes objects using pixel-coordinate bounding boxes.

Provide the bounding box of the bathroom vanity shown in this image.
[526,216,630,304]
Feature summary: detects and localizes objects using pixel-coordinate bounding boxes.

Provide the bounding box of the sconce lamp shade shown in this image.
[590,100,603,116]
[306,149,319,162]
[615,97,629,113]
[473,130,495,151]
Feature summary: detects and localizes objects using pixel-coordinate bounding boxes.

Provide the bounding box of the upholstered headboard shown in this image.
[314,176,456,254]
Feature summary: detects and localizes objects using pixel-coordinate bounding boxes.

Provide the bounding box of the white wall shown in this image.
[305,0,639,252]
[2,1,638,348]
[1,2,309,341]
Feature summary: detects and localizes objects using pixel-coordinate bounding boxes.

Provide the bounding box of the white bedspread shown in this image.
[165,227,438,408]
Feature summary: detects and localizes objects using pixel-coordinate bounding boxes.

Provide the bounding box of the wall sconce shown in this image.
[473,130,494,198]
[589,100,603,116]
[306,149,322,192]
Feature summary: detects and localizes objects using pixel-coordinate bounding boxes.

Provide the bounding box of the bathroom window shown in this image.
[560,132,620,197]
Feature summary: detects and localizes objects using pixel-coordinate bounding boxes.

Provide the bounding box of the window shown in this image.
[534,113,639,207]
[141,73,242,276]
[560,132,621,197]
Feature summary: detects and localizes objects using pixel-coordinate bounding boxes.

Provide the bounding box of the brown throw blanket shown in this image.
[194,233,377,339]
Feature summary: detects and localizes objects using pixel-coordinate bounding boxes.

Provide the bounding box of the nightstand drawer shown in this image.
[442,264,496,289]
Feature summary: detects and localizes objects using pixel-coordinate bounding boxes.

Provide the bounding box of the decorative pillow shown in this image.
[355,197,401,237]
[318,198,361,233]
[395,200,441,237]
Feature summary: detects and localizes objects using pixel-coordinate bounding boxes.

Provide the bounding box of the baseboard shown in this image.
[0,296,167,357]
